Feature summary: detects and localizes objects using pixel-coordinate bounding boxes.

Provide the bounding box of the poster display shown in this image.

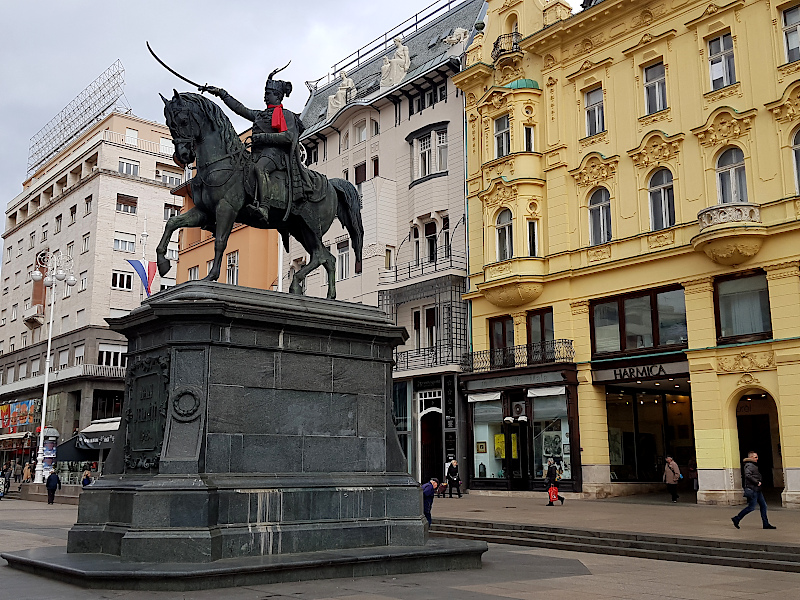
[0,400,36,429]
[42,437,57,479]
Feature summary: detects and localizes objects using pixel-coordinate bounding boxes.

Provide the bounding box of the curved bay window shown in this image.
[793,129,800,192]
[649,169,675,231]
[714,271,772,343]
[716,146,747,204]
[496,209,513,261]
[588,187,612,246]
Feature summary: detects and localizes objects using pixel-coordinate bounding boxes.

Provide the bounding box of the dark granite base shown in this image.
[2,538,488,591]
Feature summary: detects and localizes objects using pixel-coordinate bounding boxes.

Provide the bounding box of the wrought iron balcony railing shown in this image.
[379,248,467,284]
[394,344,462,372]
[461,339,575,373]
[491,32,522,62]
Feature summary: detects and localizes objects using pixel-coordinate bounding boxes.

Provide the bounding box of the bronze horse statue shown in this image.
[155,91,363,299]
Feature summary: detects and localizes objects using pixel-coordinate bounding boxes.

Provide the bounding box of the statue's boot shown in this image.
[255,170,272,223]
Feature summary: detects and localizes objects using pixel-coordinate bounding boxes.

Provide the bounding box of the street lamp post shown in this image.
[30,250,77,485]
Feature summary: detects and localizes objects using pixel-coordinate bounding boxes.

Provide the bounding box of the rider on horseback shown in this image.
[202,65,322,222]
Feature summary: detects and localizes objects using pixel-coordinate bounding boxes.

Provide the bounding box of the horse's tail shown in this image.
[331,178,364,274]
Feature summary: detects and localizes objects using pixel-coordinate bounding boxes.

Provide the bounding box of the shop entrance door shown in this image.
[503,422,531,490]
[737,413,774,488]
[420,411,443,483]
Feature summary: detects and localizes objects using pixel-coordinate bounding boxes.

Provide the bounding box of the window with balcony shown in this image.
[337,240,350,281]
[495,115,510,158]
[354,120,367,144]
[413,227,420,265]
[425,221,437,263]
[644,62,667,115]
[226,250,239,285]
[118,159,139,176]
[496,209,513,261]
[528,308,554,344]
[111,271,133,290]
[784,6,800,63]
[164,203,181,220]
[74,346,84,366]
[116,194,137,214]
[125,128,138,145]
[161,171,182,186]
[708,33,736,90]
[591,287,688,356]
[98,343,127,367]
[589,187,612,246]
[489,315,515,368]
[113,232,136,253]
[413,310,422,349]
[31,357,40,376]
[442,215,450,258]
[717,147,747,204]
[425,307,436,348]
[160,137,174,155]
[649,169,675,231]
[715,272,772,343]
[585,87,605,137]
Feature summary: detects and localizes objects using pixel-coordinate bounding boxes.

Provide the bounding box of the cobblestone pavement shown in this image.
[1,497,797,599]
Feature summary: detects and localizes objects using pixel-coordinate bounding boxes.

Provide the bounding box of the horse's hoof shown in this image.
[157,256,171,277]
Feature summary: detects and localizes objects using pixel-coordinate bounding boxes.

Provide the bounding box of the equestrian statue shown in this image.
[151,50,363,300]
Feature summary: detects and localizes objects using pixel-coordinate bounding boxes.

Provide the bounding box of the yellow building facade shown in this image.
[455,0,800,505]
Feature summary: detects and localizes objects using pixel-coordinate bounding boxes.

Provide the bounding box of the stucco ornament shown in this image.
[766,83,800,123]
[327,71,357,119]
[629,133,682,170]
[478,278,544,308]
[380,37,411,88]
[570,154,619,187]
[717,351,775,373]
[692,109,754,147]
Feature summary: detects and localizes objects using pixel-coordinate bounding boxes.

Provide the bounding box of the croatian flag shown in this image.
[127,259,158,297]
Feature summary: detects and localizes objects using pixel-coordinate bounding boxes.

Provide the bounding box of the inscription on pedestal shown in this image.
[124,355,170,471]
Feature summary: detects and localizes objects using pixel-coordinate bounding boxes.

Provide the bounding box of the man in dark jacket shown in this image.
[45,470,61,505]
[732,451,776,529]
[546,458,565,506]
[447,460,462,498]
[421,478,439,526]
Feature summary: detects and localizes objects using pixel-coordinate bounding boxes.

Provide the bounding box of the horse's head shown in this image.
[161,90,199,168]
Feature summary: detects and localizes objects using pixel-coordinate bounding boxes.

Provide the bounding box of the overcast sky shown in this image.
[0,0,476,208]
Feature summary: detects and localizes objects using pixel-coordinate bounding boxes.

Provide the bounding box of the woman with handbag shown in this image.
[664,456,681,503]
[546,458,565,506]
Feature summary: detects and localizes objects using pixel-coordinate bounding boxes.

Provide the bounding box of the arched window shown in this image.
[716,147,747,204]
[649,169,675,231]
[588,188,612,246]
[496,209,513,261]
[793,129,800,192]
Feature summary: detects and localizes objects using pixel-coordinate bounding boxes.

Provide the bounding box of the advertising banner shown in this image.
[8,400,35,427]
[0,404,9,428]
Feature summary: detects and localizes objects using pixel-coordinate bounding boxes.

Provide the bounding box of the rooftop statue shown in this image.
[147,49,363,299]
[380,37,411,88]
[327,71,356,119]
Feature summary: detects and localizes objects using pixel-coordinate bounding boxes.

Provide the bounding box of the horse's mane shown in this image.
[179,92,248,156]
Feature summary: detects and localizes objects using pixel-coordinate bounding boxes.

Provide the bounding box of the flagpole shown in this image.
[140,216,148,300]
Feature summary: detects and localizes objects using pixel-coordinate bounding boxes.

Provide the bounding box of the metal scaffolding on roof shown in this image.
[26,60,130,177]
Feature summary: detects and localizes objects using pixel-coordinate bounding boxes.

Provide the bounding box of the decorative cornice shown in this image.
[569,153,619,188]
[690,107,757,148]
[628,131,684,170]
[764,261,800,279]
[622,30,678,56]
[681,277,713,294]
[766,82,800,123]
[704,82,743,107]
[638,108,672,129]
[684,0,745,30]
[571,300,590,315]
[566,57,614,81]
[580,130,609,148]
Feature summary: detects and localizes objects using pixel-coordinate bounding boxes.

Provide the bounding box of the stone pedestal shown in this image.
[64,283,427,562]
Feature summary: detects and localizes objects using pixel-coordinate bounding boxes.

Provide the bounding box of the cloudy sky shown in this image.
[0,0,491,208]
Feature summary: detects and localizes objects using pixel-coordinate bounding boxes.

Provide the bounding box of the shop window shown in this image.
[588,187,612,246]
[715,272,772,343]
[716,147,747,204]
[649,169,675,231]
[708,33,735,90]
[92,390,124,421]
[784,7,800,63]
[585,87,604,137]
[531,398,570,481]
[496,209,513,261]
[643,62,667,115]
[393,382,412,469]
[591,287,688,356]
[472,400,504,478]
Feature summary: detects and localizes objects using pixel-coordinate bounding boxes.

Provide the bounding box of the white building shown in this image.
[0,110,182,470]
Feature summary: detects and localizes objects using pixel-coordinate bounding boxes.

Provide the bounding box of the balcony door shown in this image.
[527,309,554,364]
[489,316,514,368]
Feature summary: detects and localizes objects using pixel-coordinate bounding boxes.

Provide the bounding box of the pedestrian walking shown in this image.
[447,459,462,498]
[664,456,681,502]
[545,458,565,506]
[421,477,439,526]
[13,461,22,483]
[732,451,776,530]
[2,463,10,495]
[22,462,31,483]
[45,470,61,505]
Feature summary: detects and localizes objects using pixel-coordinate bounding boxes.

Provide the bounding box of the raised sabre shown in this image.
[147,41,205,90]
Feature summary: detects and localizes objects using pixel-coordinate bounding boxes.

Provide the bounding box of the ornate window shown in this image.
[419,135,432,177]
[784,7,800,63]
[585,87,604,137]
[716,147,747,204]
[496,209,513,261]
[588,188,612,246]
[495,115,510,158]
[649,169,675,231]
[708,33,735,91]
[794,129,800,192]
[644,62,667,115]
[714,272,772,343]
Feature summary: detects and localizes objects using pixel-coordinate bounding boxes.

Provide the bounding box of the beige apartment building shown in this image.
[284,0,485,483]
[0,110,183,471]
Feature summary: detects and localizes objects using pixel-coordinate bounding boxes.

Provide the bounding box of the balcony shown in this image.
[102,130,174,157]
[691,203,766,266]
[0,364,125,397]
[379,247,466,286]
[394,344,462,373]
[23,304,44,330]
[491,32,522,62]
[461,340,575,374]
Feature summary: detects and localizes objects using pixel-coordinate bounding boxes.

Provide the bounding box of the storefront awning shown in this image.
[76,417,120,450]
[0,432,30,441]
[527,386,566,397]
[57,435,97,463]
[468,391,502,403]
